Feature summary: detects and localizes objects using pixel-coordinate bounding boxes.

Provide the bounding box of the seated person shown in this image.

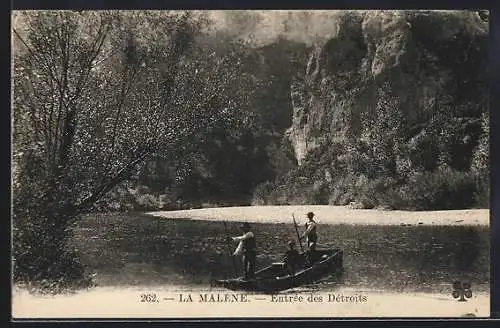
[282,240,300,274]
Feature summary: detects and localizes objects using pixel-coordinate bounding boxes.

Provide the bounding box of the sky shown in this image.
[206,10,349,47]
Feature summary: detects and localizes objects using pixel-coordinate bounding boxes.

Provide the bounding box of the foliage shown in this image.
[400,167,477,210]
[12,11,251,289]
[253,81,489,211]
[12,11,490,291]
[471,110,490,207]
[359,82,408,179]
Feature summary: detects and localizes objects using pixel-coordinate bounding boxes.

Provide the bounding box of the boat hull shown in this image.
[211,249,343,293]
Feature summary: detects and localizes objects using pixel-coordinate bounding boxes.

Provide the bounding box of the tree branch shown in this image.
[73,151,150,214]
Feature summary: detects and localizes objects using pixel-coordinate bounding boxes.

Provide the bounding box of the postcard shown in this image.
[11,9,490,319]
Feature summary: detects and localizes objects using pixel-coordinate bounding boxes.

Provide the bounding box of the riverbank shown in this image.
[12,286,489,318]
[146,205,489,226]
[12,208,490,318]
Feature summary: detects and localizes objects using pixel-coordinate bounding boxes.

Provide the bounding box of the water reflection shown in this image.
[75,214,490,293]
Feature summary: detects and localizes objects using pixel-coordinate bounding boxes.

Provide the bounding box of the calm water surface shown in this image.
[74,213,490,294]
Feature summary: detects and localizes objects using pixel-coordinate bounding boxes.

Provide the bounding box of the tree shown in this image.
[122,36,265,206]
[11,10,245,289]
[360,82,407,179]
[470,110,489,207]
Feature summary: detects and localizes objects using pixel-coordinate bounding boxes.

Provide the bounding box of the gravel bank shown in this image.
[146,205,489,226]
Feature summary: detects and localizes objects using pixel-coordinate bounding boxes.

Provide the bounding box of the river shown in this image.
[74,213,489,295]
[12,212,490,318]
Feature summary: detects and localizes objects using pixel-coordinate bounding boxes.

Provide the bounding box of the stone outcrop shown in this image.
[286,10,488,164]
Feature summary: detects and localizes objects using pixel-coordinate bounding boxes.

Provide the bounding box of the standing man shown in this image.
[300,211,318,252]
[231,222,256,280]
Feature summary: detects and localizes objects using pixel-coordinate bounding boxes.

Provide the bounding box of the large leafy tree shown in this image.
[11,11,248,287]
[125,35,266,205]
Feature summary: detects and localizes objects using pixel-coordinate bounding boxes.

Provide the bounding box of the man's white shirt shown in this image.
[232,232,254,256]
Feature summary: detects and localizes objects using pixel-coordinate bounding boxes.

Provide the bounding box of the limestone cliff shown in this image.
[287,10,489,165]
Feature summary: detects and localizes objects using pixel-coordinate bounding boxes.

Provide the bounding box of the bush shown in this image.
[256,164,483,211]
[472,173,489,208]
[265,186,290,205]
[327,174,402,209]
[13,212,95,293]
[254,137,485,211]
[328,174,363,206]
[252,174,332,206]
[93,184,185,212]
[135,194,162,210]
[357,177,405,210]
[251,181,276,205]
[159,191,183,210]
[400,167,476,210]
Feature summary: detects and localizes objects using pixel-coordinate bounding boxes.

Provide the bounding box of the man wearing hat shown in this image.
[300,212,318,252]
[231,222,256,280]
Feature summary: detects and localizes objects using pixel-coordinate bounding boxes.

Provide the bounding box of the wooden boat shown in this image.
[211,249,343,293]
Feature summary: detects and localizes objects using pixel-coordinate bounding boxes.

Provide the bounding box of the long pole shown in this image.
[223,220,238,276]
[292,213,304,253]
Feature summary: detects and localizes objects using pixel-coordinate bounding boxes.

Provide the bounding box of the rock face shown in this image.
[119,10,489,209]
[287,10,488,165]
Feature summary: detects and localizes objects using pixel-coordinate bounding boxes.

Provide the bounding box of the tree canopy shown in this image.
[12,10,259,288]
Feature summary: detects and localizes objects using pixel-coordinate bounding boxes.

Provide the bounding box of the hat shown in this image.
[240,222,251,230]
[306,212,315,218]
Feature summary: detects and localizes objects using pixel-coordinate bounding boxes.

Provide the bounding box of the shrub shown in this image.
[311,179,330,205]
[287,186,320,205]
[357,177,404,210]
[472,173,489,208]
[159,191,182,210]
[327,175,403,209]
[266,186,290,205]
[135,194,162,210]
[328,174,359,206]
[251,181,276,205]
[13,212,95,292]
[400,167,476,210]
[93,184,186,212]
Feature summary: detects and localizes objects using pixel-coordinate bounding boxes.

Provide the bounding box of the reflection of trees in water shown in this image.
[74,216,489,291]
[409,226,486,289]
[453,227,481,272]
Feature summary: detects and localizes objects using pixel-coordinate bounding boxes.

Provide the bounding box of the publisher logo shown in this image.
[452,281,472,302]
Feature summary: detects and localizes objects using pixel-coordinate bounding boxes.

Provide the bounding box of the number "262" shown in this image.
[140,293,158,302]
